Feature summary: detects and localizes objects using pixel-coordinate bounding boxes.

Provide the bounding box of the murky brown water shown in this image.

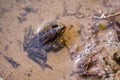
[0,0,120,80]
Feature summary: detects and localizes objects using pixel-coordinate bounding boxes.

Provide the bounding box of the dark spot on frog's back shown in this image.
[23,23,66,70]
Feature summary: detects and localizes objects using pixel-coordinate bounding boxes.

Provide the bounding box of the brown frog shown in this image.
[23,22,66,70]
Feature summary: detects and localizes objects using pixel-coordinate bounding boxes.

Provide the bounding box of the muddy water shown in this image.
[0,0,120,80]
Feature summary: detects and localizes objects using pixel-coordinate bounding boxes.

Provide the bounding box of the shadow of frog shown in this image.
[23,23,66,70]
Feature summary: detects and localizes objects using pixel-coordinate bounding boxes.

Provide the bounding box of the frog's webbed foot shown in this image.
[28,54,53,70]
[27,48,53,70]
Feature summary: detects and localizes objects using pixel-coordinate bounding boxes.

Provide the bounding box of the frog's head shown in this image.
[51,24,66,41]
[37,23,66,44]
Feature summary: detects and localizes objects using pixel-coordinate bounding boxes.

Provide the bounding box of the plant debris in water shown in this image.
[113,52,120,65]
[115,20,120,41]
[93,10,120,19]
[17,6,37,23]
[98,23,106,30]
[70,20,120,80]
[4,56,20,68]
[23,23,66,70]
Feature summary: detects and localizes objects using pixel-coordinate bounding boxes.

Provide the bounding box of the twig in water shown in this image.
[93,11,120,19]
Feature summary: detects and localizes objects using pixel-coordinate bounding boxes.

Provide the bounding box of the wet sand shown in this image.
[0,0,120,80]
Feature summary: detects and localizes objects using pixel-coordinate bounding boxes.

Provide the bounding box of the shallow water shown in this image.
[0,0,120,80]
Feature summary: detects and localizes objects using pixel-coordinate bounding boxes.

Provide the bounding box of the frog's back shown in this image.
[27,35,43,49]
[24,23,65,50]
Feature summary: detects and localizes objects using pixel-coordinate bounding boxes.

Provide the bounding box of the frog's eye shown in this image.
[52,24,58,28]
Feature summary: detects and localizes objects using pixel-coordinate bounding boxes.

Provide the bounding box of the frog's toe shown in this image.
[28,54,52,70]
[34,58,52,70]
[42,62,53,70]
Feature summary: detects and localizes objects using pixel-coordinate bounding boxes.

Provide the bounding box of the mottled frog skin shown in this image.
[23,23,66,70]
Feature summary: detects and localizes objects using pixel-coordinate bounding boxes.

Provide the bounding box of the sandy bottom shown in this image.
[0,0,120,80]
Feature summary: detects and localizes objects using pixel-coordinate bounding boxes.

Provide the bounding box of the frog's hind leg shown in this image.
[28,54,53,70]
[23,26,34,50]
[27,48,53,70]
[41,61,53,70]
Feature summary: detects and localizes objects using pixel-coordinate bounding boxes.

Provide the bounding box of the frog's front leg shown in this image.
[52,39,65,52]
[26,48,53,70]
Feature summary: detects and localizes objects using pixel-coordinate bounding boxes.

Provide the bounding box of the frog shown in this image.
[23,22,66,70]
